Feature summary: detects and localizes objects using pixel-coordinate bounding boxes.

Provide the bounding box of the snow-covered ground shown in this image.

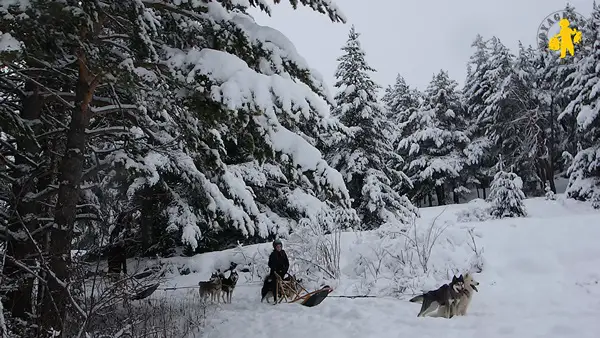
[147,196,600,338]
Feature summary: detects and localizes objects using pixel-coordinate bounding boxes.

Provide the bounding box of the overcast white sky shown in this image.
[250,0,593,93]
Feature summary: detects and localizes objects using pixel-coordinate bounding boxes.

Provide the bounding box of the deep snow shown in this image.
[149,196,600,338]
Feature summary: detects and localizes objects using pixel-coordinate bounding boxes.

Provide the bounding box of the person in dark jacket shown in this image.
[268,239,289,279]
[261,239,290,303]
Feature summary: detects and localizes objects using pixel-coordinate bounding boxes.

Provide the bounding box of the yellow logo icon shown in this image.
[548,18,582,58]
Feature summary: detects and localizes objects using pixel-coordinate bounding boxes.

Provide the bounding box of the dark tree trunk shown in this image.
[3,80,43,327]
[140,195,155,254]
[40,52,100,335]
[435,185,445,205]
[536,159,546,194]
[546,160,556,193]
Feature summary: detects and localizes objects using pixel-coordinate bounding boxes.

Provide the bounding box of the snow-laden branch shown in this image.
[85,126,129,137]
[162,47,350,205]
[2,62,75,109]
[141,0,208,19]
[90,104,138,116]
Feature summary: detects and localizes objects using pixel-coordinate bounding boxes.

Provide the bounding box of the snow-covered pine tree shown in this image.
[562,3,600,208]
[462,34,495,198]
[488,158,528,218]
[474,36,545,195]
[519,43,561,195]
[544,4,592,171]
[92,0,357,253]
[488,41,548,195]
[0,1,131,332]
[328,25,418,230]
[398,70,471,205]
[383,84,395,109]
[381,73,421,173]
[382,73,420,123]
[463,34,491,126]
[478,36,514,153]
[545,181,557,200]
[1,0,355,334]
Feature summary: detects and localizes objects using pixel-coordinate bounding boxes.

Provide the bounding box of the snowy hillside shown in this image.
[143,196,600,337]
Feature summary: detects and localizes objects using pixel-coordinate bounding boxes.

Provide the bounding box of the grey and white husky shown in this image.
[220,270,239,303]
[198,272,222,303]
[409,275,466,318]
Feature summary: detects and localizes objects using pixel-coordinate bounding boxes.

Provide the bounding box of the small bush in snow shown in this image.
[545,181,556,200]
[488,170,527,218]
[456,204,491,223]
[592,191,600,209]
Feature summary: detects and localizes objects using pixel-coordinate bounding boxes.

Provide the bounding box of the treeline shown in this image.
[379,4,599,208]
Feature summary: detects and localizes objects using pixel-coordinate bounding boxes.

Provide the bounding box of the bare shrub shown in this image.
[0,243,205,338]
[350,207,484,297]
[232,242,271,283]
[288,218,342,281]
[81,290,209,338]
[352,241,389,295]
[466,227,484,273]
[387,210,450,274]
[56,255,176,337]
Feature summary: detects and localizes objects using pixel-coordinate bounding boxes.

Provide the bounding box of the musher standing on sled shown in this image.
[263,238,331,307]
[268,239,289,280]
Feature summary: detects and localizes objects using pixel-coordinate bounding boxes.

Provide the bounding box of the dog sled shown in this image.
[108,267,164,302]
[271,272,333,307]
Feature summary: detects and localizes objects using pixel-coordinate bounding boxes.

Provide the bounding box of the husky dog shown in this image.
[220,270,239,303]
[261,274,278,303]
[454,272,479,316]
[409,275,466,318]
[198,272,222,303]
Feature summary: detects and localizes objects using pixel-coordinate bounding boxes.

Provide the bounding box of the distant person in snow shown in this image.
[107,212,132,282]
[107,241,127,282]
[268,239,289,280]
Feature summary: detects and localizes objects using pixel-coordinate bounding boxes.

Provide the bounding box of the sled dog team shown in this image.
[198,269,240,304]
[197,269,481,319]
[198,237,481,318]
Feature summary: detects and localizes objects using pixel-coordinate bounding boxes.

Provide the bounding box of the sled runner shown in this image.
[131,282,160,300]
[272,273,333,307]
[291,285,333,307]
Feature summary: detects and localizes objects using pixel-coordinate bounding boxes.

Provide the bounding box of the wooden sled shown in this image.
[272,273,334,307]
